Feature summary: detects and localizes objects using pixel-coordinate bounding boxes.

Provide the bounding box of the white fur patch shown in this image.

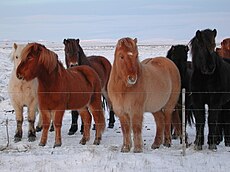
[127,52,133,56]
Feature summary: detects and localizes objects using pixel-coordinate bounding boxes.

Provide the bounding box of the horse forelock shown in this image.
[116,38,136,51]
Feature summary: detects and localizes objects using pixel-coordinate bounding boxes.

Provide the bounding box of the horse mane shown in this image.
[22,43,59,74]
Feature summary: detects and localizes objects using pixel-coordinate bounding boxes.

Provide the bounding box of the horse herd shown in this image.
[7,28,230,153]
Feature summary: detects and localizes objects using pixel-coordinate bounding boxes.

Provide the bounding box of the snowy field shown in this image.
[0,40,229,172]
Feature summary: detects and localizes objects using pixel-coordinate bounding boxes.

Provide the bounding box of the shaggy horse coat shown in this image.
[108,38,181,152]
[190,29,230,150]
[8,43,39,142]
[16,43,105,147]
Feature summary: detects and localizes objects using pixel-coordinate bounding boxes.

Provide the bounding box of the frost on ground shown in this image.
[0,40,229,172]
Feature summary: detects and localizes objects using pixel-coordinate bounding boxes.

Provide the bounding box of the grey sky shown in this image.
[0,0,229,42]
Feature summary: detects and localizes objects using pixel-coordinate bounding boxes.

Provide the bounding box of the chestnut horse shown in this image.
[8,43,40,142]
[16,43,105,147]
[63,38,115,135]
[216,38,230,58]
[108,38,181,152]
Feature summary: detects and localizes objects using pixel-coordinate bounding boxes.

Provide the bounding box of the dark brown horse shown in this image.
[63,38,115,135]
[16,43,105,147]
[108,38,181,152]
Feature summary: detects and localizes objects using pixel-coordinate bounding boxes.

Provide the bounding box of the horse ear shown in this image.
[134,38,137,44]
[196,30,202,40]
[31,43,42,56]
[63,39,67,45]
[13,43,17,49]
[213,29,217,37]
[76,39,80,44]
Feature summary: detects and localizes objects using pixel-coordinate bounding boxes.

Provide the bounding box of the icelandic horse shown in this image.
[108,37,181,152]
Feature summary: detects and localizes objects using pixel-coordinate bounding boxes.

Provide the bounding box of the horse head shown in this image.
[10,43,26,70]
[114,37,139,87]
[190,29,217,75]
[16,43,57,81]
[167,45,189,80]
[221,38,230,51]
[63,38,84,68]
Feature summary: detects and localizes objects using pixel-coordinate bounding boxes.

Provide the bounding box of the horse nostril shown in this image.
[127,75,137,85]
[70,63,78,68]
[17,73,23,80]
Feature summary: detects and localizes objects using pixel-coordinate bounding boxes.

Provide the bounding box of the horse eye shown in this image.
[16,56,18,59]
[120,56,124,59]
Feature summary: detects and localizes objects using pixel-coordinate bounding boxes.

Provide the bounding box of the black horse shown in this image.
[63,39,115,135]
[166,45,194,145]
[190,28,230,150]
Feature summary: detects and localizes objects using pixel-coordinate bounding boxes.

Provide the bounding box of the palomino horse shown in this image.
[108,38,181,152]
[16,43,105,147]
[166,45,194,146]
[63,38,115,135]
[216,38,230,58]
[190,29,230,150]
[8,43,40,142]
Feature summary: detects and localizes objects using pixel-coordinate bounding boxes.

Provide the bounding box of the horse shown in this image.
[63,38,115,135]
[190,29,230,150]
[108,37,181,152]
[16,43,105,147]
[166,45,194,145]
[216,38,230,58]
[8,43,40,142]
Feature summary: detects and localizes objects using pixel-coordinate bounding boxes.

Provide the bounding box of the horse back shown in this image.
[88,56,111,89]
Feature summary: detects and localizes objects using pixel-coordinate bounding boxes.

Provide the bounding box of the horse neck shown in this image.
[37,63,62,90]
[79,47,90,66]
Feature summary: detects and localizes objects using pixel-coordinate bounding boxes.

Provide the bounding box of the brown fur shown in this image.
[108,38,181,152]
[16,43,105,147]
[216,38,230,58]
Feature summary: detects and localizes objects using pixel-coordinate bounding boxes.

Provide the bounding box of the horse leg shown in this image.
[119,113,131,152]
[152,111,164,149]
[88,99,105,145]
[79,108,92,145]
[207,108,219,150]
[53,110,65,148]
[36,110,43,132]
[171,107,181,140]
[27,107,36,142]
[163,108,174,147]
[39,110,51,146]
[14,106,23,142]
[108,110,115,128]
[132,112,143,153]
[193,106,205,150]
[68,110,79,135]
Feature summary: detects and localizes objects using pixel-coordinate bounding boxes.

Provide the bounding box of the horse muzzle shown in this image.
[127,75,137,85]
[16,73,24,80]
[69,62,79,67]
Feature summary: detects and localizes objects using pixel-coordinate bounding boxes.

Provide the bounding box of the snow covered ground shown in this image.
[0,40,229,172]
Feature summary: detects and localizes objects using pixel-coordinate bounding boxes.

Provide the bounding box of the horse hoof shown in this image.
[49,125,54,132]
[53,143,62,148]
[134,147,143,153]
[208,144,217,150]
[163,143,171,148]
[79,138,87,145]
[68,125,78,135]
[28,136,36,142]
[194,144,202,150]
[108,123,114,129]
[39,142,46,147]
[93,139,100,145]
[92,124,96,130]
[151,144,160,149]
[121,145,131,153]
[36,126,42,132]
[14,137,22,143]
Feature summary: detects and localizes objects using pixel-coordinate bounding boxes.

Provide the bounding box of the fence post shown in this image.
[182,88,186,156]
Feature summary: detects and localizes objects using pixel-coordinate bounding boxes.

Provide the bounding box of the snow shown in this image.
[0,40,229,172]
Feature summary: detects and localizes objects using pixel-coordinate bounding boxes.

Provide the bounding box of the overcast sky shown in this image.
[0,0,229,42]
